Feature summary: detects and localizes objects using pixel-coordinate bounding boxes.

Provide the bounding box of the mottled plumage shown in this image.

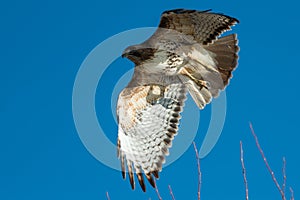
[117,9,239,191]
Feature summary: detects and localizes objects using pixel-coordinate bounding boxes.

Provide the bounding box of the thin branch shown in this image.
[289,187,294,200]
[168,185,176,200]
[240,141,249,200]
[106,191,110,200]
[249,122,286,200]
[154,180,163,200]
[282,157,287,195]
[193,142,201,200]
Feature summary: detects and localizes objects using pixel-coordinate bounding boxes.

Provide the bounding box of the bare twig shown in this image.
[282,157,287,195]
[193,142,201,200]
[154,180,163,200]
[240,141,249,200]
[168,185,176,200]
[289,187,294,200]
[249,122,286,200]
[106,191,110,200]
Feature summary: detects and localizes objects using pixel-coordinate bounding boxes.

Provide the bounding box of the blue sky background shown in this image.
[1,0,299,199]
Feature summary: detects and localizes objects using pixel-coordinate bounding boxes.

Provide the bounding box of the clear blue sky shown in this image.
[1,0,299,199]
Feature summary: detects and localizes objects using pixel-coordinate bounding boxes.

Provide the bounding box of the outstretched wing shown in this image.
[117,83,187,192]
[157,9,239,45]
[118,8,239,192]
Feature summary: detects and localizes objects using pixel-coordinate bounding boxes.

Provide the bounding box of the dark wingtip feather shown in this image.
[199,9,213,13]
[145,173,156,188]
[129,173,135,190]
[121,171,126,179]
[127,162,135,190]
[136,173,146,192]
[130,180,135,190]
[121,155,126,179]
[152,170,159,179]
[202,16,239,46]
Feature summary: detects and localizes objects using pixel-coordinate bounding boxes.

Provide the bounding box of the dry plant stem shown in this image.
[106,191,110,200]
[240,141,249,200]
[249,123,286,200]
[193,142,201,200]
[289,187,294,200]
[168,185,176,200]
[154,180,163,200]
[282,157,287,195]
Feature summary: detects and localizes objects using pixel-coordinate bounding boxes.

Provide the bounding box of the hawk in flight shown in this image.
[117,9,239,191]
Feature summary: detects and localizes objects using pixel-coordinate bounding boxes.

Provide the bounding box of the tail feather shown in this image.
[205,34,239,86]
[179,34,239,110]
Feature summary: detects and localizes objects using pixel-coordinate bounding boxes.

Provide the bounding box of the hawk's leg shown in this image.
[195,79,210,90]
[179,67,209,90]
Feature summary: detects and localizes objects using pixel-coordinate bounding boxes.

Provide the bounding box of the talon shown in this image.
[179,67,210,90]
[196,80,209,90]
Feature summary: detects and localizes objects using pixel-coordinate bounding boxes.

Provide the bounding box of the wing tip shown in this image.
[152,170,160,179]
[134,170,161,192]
[136,173,146,192]
[145,173,156,188]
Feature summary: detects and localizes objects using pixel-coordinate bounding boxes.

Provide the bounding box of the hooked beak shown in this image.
[121,52,129,58]
[122,46,134,58]
[122,49,140,59]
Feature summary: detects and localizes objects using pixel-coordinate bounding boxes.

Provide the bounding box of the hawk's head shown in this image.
[122,45,156,65]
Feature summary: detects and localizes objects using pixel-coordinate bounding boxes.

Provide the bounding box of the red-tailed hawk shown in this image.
[117,9,239,191]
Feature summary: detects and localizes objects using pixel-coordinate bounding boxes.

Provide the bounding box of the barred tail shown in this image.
[179,34,239,110]
[205,34,239,86]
